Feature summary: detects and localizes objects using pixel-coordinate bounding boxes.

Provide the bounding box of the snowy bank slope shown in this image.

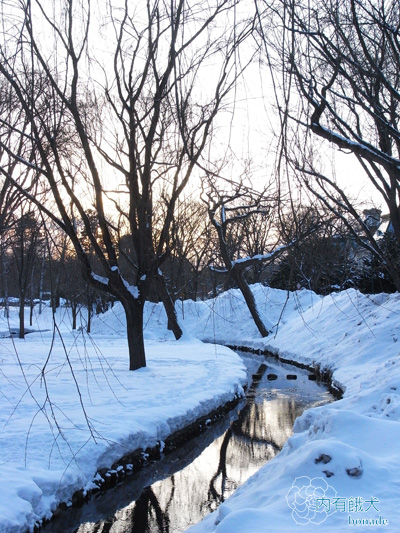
[2,285,400,533]
[187,287,400,532]
[0,305,246,532]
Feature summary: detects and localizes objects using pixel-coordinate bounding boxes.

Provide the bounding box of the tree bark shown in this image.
[155,273,183,340]
[209,207,270,338]
[3,254,9,319]
[123,297,146,370]
[232,267,270,337]
[38,251,45,315]
[87,303,91,334]
[29,265,35,327]
[72,301,77,330]
[19,289,25,339]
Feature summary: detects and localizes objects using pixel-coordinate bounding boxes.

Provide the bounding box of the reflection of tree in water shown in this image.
[205,363,290,509]
[74,361,331,533]
[129,480,174,533]
[80,481,175,533]
[206,428,233,510]
[237,397,298,448]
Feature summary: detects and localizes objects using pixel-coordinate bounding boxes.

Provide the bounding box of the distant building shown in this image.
[363,208,382,235]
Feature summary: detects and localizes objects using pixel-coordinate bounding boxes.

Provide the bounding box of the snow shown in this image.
[90,272,109,285]
[187,286,400,532]
[122,277,139,298]
[2,285,400,532]
[0,304,245,532]
[232,244,288,267]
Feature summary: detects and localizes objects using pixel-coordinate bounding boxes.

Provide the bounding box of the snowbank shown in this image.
[2,286,400,532]
[186,286,400,532]
[0,304,246,532]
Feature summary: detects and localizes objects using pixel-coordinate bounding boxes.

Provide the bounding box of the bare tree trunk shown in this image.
[3,290,9,319]
[87,303,91,334]
[232,267,269,337]
[38,250,45,315]
[29,265,35,326]
[207,199,271,338]
[123,298,146,370]
[19,289,25,339]
[155,273,183,339]
[2,253,9,319]
[72,301,77,330]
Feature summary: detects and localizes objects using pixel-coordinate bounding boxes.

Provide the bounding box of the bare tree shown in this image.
[0,175,24,318]
[234,209,277,284]
[11,208,42,337]
[257,0,400,290]
[155,197,216,301]
[0,76,41,319]
[201,176,284,337]
[269,204,358,293]
[0,0,253,369]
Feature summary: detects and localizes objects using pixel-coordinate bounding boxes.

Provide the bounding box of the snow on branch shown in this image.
[231,243,290,271]
[210,266,229,274]
[90,272,109,287]
[311,122,400,172]
[122,277,139,299]
[90,271,140,299]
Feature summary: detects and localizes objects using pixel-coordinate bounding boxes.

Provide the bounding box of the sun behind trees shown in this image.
[0,0,255,369]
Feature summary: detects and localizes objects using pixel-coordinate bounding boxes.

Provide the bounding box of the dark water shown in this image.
[43,353,332,533]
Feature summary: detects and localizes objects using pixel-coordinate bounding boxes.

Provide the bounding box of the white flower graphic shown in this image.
[286,476,337,525]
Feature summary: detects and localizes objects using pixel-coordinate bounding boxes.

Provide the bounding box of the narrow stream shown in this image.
[43,352,333,533]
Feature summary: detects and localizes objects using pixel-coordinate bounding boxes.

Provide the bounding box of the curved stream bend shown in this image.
[42,352,333,533]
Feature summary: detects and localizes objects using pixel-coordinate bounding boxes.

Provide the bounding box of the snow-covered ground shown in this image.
[1,285,400,532]
[0,303,246,532]
[187,286,400,532]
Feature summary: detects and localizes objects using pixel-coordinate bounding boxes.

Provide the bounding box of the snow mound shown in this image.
[190,288,400,532]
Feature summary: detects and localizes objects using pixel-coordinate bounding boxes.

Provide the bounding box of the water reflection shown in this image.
[44,354,332,533]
